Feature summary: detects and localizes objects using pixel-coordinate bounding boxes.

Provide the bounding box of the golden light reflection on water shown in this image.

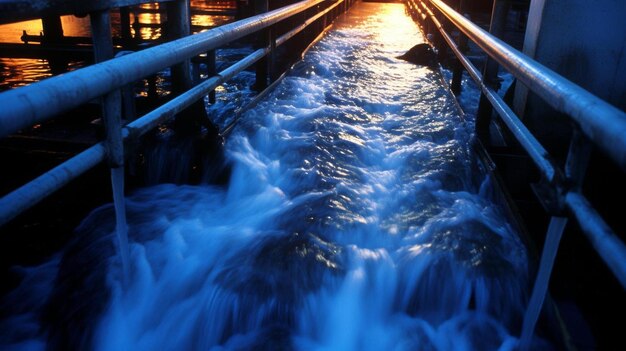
[373,4,423,49]
[136,13,163,40]
[0,19,42,43]
[0,58,52,90]
[0,15,91,90]
[0,1,237,90]
[192,15,230,28]
[0,15,92,43]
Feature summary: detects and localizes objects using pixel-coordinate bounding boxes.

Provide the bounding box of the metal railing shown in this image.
[0,0,354,224]
[407,0,626,347]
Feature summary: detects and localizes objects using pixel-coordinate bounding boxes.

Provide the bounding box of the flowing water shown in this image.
[0,3,545,350]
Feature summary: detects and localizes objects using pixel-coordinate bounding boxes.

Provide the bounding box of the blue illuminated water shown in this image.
[0,3,543,350]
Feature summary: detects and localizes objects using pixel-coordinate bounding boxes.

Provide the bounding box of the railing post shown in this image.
[565,128,592,189]
[120,6,133,45]
[520,127,592,349]
[207,49,217,103]
[116,51,137,122]
[254,0,269,91]
[90,9,130,281]
[41,15,63,44]
[318,4,325,35]
[451,2,469,96]
[519,216,568,350]
[269,27,277,83]
[422,0,434,40]
[41,15,67,74]
[167,0,193,96]
[475,0,510,142]
[166,0,208,134]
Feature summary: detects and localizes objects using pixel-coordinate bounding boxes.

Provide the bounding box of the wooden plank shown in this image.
[0,0,175,24]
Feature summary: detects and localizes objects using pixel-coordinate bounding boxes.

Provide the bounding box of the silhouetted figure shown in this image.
[397,43,438,67]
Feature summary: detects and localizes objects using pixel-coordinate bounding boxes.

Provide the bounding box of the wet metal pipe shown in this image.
[414,0,626,288]
[125,47,269,137]
[565,193,626,288]
[415,0,626,288]
[276,0,344,46]
[0,0,327,138]
[415,0,556,182]
[0,47,268,228]
[0,144,107,226]
[0,0,349,227]
[125,0,350,140]
[425,0,626,172]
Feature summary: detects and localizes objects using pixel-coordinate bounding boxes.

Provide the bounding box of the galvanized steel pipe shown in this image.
[414,0,626,290]
[276,0,344,46]
[0,0,345,227]
[426,0,626,172]
[0,144,107,226]
[125,47,269,137]
[415,0,556,182]
[0,0,327,138]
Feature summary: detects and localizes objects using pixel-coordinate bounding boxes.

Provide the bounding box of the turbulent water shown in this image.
[1,3,540,350]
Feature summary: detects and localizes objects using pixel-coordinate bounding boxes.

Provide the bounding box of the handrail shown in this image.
[0,0,327,139]
[414,1,557,183]
[411,0,626,289]
[411,0,626,345]
[0,0,173,24]
[428,0,626,173]
[0,0,351,226]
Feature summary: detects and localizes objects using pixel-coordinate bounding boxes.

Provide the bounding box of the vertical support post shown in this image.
[451,1,469,96]
[475,0,510,142]
[450,60,463,96]
[269,27,277,83]
[132,11,141,40]
[253,0,269,91]
[121,84,137,121]
[235,0,250,20]
[120,6,133,45]
[90,10,130,282]
[166,0,193,96]
[207,49,216,103]
[520,128,590,349]
[414,0,438,45]
[192,59,201,85]
[41,15,66,74]
[41,16,63,44]
[115,51,137,122]
[565,128,592,189]
[167,0,206,134]
[519,216,568,350]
